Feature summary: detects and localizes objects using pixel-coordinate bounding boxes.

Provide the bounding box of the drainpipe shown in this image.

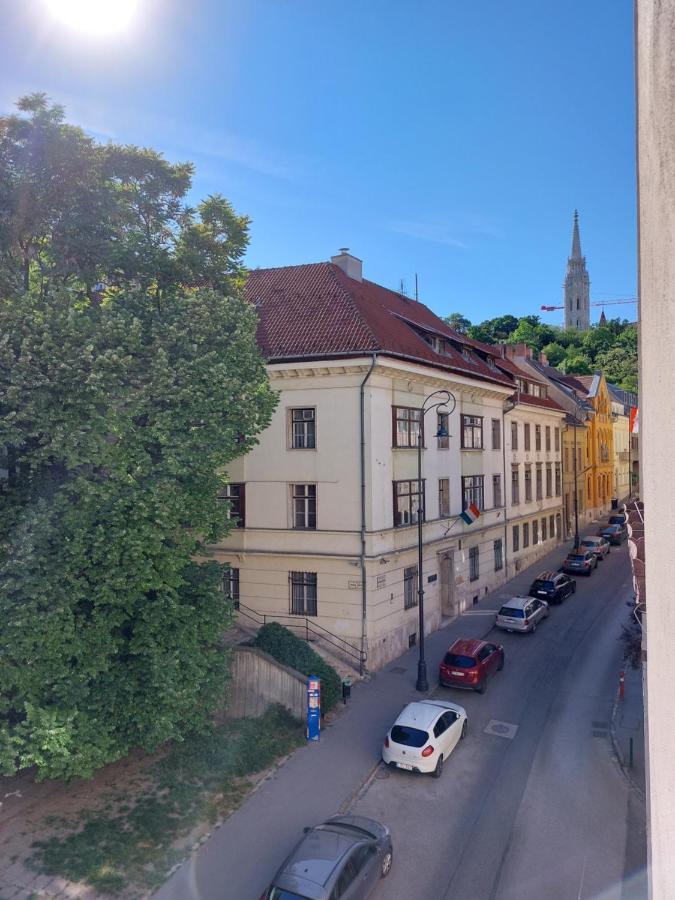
[359,353,378,675]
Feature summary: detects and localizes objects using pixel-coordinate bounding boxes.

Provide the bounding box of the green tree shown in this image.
[560,353,593,375]
[0,97,278,779]
[541,341,567,366]
[0,94,250,303]
[444,312,472,334]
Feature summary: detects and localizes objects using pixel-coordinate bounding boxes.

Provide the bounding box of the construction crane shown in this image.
[540,298,637,312]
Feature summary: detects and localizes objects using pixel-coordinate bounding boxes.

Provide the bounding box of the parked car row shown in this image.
[261,515,626,899]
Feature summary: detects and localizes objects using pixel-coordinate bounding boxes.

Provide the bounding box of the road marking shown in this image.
[484,720,519,739]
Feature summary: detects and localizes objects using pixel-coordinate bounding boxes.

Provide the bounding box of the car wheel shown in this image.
[433,754,444,778]
[530,622,537,633]
[476,678,487,694]
[572,582,577,593]
[380,848,393,878]
[497,653,504,671]
[461,720,468,739]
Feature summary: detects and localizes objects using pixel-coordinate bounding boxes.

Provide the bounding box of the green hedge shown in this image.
[253,622,342,713]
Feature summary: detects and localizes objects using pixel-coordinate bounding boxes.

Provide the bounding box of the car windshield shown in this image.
[499,606,525,618]
[580,541,597,548]
[443,653,476,667]
[391,725,429,747]
[533,580,555,590]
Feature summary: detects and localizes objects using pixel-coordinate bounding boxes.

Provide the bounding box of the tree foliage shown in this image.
[447,308,638,391]
[0,96,278,779]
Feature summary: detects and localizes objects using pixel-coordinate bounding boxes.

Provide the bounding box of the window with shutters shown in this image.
[462,475,484,511]
[438,478,450,517]
[289,571,317,616]
[404,565,419,609]
[393,406,422,448]
[218,483,246,527]
[289,407,316,449]
[461,415,483,449]
[394,479,424,527]
[492,418,501,450]
[511,421,518,450]
[292,484,317,529]
[494,539,503,571]
[511,465,520,505]
[524,423,531,451]
[469,546,479,582]
[512,524,520,552]
[524,464,532,502]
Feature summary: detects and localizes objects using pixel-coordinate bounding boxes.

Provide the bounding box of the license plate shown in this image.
[397,762,413,771]
[538,591,547,596]
[451,671,465,676]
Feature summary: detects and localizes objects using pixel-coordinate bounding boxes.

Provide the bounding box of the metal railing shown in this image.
[234,601,366,673]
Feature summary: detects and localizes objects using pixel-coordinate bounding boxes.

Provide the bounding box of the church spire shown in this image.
[571,209,582,258]
[563,209,591,331]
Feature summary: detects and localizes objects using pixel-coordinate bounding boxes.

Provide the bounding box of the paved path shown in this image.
[154,533,647,900]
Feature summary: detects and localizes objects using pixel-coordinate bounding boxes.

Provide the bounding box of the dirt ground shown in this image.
[0,749,161,900]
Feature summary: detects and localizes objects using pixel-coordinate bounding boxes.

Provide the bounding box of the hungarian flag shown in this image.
[460,502,480,526]
[630,406,639,435]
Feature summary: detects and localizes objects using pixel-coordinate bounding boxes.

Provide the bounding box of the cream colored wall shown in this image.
[636,2,675,895]
[611,407,630,501]
[504,405,564,569]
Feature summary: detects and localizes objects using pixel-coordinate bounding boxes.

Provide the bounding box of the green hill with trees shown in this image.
[443,312,638,392]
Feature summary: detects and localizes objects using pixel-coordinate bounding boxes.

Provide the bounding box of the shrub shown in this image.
[254,622,342,712]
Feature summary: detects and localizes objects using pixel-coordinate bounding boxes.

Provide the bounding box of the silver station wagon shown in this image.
[496,595,550,633]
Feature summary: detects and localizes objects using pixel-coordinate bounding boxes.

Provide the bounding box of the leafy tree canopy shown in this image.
[0,96,277,779]
[0,93,248,301]
[443,308,638,391]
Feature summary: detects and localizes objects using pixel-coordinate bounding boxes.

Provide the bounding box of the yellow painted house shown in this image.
[572,373,614,519]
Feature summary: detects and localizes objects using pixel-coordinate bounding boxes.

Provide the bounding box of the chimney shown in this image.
[503,342,531,360]
[331,248,363,282]
[539,351,549,365]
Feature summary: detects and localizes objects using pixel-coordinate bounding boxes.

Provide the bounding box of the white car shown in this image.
[495,595,550,633]
[382,699,467,778]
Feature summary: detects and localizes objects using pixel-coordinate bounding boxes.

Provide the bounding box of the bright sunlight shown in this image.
[43,0,139,35]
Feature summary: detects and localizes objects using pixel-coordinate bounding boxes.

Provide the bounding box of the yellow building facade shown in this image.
[561,414,591,539]
[575,373,614,519]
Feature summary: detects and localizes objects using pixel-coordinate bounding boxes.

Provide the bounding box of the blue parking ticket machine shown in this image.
[306,675,321,742]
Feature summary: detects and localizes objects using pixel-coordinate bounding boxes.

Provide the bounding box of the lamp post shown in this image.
[572,407,580,550]
[416,389,456,692]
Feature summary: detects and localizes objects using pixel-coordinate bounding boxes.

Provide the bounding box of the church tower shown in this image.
[563,210,591,331]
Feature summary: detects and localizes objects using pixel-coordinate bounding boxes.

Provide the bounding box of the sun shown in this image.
[43,0,139,35]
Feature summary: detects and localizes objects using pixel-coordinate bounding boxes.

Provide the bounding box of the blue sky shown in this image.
[2,0,637,326]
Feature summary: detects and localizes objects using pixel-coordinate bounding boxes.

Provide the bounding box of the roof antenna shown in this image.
[399,278,407,297]
[415,273,419,302]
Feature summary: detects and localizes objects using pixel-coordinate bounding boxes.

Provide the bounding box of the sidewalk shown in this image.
[154,528,603,900]
[610,663,646,797]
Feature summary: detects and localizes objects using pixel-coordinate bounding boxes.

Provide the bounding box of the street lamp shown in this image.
[416,389,457,692]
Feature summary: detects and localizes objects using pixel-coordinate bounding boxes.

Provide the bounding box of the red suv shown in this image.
[438,638,505,694]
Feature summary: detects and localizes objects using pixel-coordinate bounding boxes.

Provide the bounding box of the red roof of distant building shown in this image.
[494,356,565,412]
[245,262,514,387]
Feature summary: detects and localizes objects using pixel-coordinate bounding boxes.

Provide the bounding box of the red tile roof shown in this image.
[245,263,514,387]
[494,356,565,412]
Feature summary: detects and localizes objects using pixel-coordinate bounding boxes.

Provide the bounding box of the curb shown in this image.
[608,689,646,800]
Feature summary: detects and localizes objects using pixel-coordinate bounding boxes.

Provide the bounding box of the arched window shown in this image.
[576,298,580,310]
[569,299,573,311]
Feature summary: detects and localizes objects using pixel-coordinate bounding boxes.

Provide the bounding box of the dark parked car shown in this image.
[598,523,627,545]
[529,571,576,604]
[439,638,504,693]
[261,815,392,900]
[608,513,627,526]
[562,549,598,576]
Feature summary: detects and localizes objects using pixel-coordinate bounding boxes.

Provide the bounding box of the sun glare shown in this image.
[43,0,139,35]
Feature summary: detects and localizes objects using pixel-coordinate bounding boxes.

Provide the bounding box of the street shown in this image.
[357,549,647,900]
[154,540,647,900]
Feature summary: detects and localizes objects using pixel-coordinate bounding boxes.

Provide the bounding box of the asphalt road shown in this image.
[154,540,647,900]
[357,548,647,900]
